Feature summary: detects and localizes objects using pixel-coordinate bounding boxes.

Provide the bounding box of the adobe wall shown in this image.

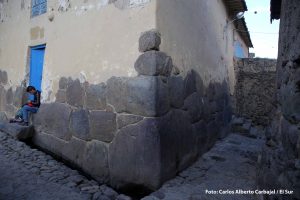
[257,0,300,199]
[234,58,277,126]
[156,0,249,95]
[0,0,156,102]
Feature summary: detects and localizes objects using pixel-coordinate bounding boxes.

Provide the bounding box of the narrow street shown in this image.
[0,128,266,200]
[143,134,265,200]
[0,131,129,200]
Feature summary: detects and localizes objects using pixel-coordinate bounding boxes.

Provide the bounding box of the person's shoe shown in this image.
[18,121,29,126]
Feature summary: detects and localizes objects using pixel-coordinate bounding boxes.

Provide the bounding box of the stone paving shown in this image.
[0,131,131,200]
[142,134,265,200]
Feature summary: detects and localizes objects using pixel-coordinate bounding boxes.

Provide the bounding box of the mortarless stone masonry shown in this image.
[234,58,277,126]
[257,1,300,199]
[0,30,233,192]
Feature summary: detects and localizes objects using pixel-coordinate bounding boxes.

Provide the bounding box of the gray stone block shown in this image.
[117,114,143,129]
[134,51,173,76]
[70,109,90,141]
[82,140,109,183]
[55,89,67,103]
[183,92,203,123]
[168,76,184,108]
[0,111,7,121]
[109,118,161,190]
[184,70,197,99]
[6,87,13,105]
[85,83,106,110]
[139,29,161,52]
[0,121,34,140]
[13,86,26,107]
[0,85,6,110]
[107,76,170,117]
[0,70,8,85]
[192,120,208,154]
[89,111,116,142]
[66,79,84,107]
[59,77,70,89]
[33,103,72,141]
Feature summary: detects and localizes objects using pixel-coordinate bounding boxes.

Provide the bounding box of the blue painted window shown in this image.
[234,41,245,58]
[31,0,47,17]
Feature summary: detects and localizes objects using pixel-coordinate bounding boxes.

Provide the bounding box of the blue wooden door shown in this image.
[30,45,45,91]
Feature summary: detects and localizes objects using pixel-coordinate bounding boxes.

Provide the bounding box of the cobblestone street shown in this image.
[0,131,130,200]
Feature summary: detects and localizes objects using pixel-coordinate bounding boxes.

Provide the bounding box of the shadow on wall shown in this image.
[2,30,233,193]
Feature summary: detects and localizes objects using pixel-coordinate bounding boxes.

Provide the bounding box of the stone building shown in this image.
[0,0,252,191]
[257,0,300,199]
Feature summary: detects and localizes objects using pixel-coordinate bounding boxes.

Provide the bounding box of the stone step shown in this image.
[0,121,34,140]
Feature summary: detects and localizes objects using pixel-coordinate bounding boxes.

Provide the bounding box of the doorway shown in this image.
[29,44,46,91]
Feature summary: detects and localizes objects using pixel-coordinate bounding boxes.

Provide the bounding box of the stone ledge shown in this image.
[0,121,34,140]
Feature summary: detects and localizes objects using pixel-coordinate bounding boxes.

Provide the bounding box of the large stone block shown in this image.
[85,83,107,110]
[55,89,67,103]
[59,77,70,90]
[33,103,72,141]
[109,118,161,190]
[70,109,90,141]
[89,111,116,142]
[117,114,144,129]
[13,86,26,107]
[139,29,161,52]
[0,85,6,110]
[107,76,170,117]
[110,109,197,191]
[6,87,13,105]
[82,140,109,183]
[168,76,184,108]
[183,70,197,99]
[183,92,203,123]
[0,70,8,85]
[66,79,84,107]
[0,112,7,121]
[134,51,173,76]
[0,121,34,140]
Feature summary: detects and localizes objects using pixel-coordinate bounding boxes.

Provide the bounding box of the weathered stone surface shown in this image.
[55,89,67,103]
[13,86,26,107]
[234,58,277,125]
[82,140,109,183]
[89,111,116,142]
[85,83,106,110]
[0,85,6,110]
[66,79,84,107]
[6,88,13,105]
[168,76,184,108]
[107,76,170,117]
[117,114,143,129]
[183,70,197,99]
[0,111,7,121]
[183,92,203,123]
[139,29,161,52]
[33,103,72,141]
[0,121,34,140]
[59,77,70,90]
[70,109,90,141]
[134,51,173,76]
[0,70,8,85]
[158,109,197,175]
[109,118,161,190]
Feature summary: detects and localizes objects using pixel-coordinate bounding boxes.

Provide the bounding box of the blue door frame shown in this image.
[30,44,46,92]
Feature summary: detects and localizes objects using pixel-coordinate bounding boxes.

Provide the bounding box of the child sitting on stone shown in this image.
[10,86,41,126]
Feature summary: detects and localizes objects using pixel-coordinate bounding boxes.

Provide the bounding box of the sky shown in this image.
[244,0,280,58]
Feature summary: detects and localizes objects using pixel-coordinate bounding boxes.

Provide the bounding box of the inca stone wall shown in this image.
[0,70,27,120]
[257,0,300,199]
[28,30,232,191]
[234,58,277,126]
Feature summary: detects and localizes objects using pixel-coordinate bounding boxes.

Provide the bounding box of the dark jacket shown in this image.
[31,90,41,108]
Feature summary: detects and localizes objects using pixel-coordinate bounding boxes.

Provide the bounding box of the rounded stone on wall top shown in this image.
[139,29,161,52]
